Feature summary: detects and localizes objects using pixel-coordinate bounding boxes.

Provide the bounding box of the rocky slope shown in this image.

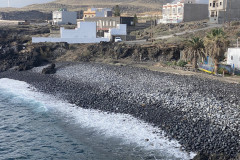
[0,0,173,13]
[0,25,182,72]
[0,10,52,21]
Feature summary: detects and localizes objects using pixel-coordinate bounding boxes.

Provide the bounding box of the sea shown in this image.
[0,78,195,160]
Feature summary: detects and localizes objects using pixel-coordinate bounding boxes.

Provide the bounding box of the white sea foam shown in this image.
[0,78,196,159]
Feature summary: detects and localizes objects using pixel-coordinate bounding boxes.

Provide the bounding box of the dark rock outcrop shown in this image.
[0,10,52,21]
[42,64,56,74]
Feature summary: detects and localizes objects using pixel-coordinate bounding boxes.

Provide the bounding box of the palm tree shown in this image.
[183,37,205,69]
[204,28,229,74]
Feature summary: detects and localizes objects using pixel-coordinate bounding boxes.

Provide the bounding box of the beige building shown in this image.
[83,8,112,19]
[159,0,208,23]
[209,0,240,23]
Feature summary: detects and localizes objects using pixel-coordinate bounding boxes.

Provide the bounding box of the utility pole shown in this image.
[151,16,153,42]
[228,0,231,26]
[237,37,240,47]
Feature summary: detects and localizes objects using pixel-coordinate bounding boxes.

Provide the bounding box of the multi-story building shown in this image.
[227,48,240,70]
[159,0,208,23]
[84,17,134,32]
[52,9,77,25]
[209,0,240,24]
[83,8,112,18]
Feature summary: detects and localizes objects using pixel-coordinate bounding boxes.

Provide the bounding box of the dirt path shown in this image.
[97,59,240,84]
[154,24,223,40]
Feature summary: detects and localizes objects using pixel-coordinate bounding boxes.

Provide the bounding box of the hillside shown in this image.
[0,0,173,14]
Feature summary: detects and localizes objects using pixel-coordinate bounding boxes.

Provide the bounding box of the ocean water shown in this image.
[0,78,195,160]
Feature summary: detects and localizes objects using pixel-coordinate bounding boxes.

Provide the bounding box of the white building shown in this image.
[227,48,240,70]
[104,24,127,40]
[32,22,127,44]
[159,0,208,24]
[52,9,77,25]
[209,0,240,24]
[32,22,109,44]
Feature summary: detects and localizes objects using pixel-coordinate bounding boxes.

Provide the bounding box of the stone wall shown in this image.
[183,4,209,22]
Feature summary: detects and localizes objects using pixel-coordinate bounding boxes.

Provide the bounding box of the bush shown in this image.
[177,60,187,67]
[218,68,229,74]
[231,21,240,26]
[165,61,177,66]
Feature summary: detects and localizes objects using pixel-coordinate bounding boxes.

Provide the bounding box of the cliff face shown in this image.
[0,25,182,72]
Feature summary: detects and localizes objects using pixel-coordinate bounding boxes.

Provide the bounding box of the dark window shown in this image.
[210,3,212,7]
[213,1,216,7]
[231,56,233,60]
[211,11,215,17]
[220,2,222,5]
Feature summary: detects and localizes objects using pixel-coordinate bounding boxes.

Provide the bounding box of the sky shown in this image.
[196,0,209,4]
[0,0,54,8]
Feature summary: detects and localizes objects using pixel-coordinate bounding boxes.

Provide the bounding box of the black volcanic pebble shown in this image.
[0,62,239,158]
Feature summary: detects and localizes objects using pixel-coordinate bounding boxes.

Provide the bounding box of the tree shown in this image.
[204,28,229,74]
[133,14,138,25]
[114,5,121,17]
[183,37,205,69]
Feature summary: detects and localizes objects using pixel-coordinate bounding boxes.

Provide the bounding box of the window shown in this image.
[106,21,108,26]
[113,21,116,26]
[231,56,233,60]
[213,1,216,7]
[163,8,166,15]
[211,11,215,17]
[103,21,105,26]
[110,21,112,26]
[178,8,182,14]
[210,3,212,7]
[220,2,222,5]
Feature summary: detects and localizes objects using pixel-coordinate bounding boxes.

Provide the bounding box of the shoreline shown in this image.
[0,62,239,159]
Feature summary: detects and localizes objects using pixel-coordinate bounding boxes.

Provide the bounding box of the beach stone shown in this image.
[42,64,56,74]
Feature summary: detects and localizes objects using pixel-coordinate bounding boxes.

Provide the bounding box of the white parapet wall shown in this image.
[109,24,127,36]
[227,48,240,69]
[32,37,109,44]
[32,22,109,44]
[62,22,97,39]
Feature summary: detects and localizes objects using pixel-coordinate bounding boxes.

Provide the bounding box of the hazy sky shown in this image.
[0,0,209,8]
[0,0,54,8]
[196,0,209,4]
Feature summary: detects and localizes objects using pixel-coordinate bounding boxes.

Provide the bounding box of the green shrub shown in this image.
[218,68,229,74]
[231,21,240,26]
[177,60,187,67]
[165,61,176,66]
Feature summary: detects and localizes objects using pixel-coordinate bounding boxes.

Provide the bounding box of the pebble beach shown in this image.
[0,62,239,158]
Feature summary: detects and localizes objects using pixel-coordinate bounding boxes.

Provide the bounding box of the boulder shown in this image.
[42,64,56,74]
